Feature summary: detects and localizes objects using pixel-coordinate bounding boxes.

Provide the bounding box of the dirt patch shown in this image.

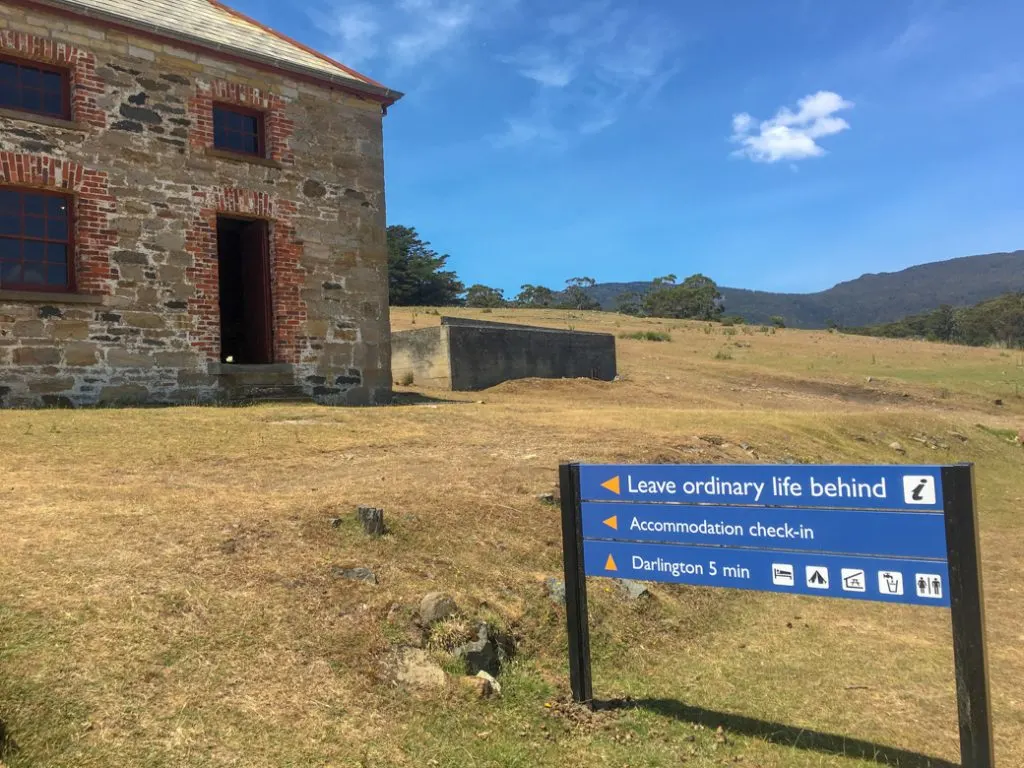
[725,373,920,406]
[487,377,618,397]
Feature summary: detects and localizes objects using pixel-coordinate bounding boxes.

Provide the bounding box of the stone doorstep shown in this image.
[223,387,307,402]
[208,363,305,400]
[218,386,308,405]
[207,363,294,376]
[211,367,298,389]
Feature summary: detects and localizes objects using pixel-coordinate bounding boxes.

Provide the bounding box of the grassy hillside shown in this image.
[1,308,1022,767]
[587,250,1024,328]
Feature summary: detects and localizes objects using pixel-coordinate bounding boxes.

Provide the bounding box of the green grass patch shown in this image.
[975,424,1020,442]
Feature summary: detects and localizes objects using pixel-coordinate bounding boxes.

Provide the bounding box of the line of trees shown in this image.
[461,278,603,311]
[387,226,1023,343]
[387,224,727,321]
[850,293,1024,348]
[461,275,725,320]
[613,274,723,321]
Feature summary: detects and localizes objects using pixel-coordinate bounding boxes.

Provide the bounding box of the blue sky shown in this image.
[234,0,1024,296]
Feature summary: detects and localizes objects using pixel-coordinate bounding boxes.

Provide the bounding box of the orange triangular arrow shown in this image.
[603,515,618,530]
[601,476,621,495]
[605,554,618,572]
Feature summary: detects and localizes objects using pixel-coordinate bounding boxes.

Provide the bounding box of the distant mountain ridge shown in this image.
[586,251,1024,329]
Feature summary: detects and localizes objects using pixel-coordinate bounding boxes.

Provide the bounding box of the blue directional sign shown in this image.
[580,464,944,511]
[575,463,950,608]
[560,462,994,764]
[581,502,948,559]
[583,540,951,607]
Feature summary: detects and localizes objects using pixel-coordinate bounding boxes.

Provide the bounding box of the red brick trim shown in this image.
[0,152,115,295]
[186,188,308,362]
[184,208,219,360]
[189,79,295,165]
[0,31,105,128]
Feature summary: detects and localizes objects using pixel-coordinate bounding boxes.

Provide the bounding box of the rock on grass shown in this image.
[395,649,447,690]
[419,592,458,625]
[332,566,378,585]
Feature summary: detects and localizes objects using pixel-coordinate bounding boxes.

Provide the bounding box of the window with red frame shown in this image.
[0,56,70,119]
[0,189,73,292]
[213,105,265,156]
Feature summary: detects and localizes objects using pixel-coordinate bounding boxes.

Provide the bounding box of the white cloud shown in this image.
[731,91,854,164]
[323,4,380,65]
[496,5,681,145]
[879,19,933,63]
[316,0,679,146]
[391,0,475,66]
[318,0,500,70]
[492,115,562,148]
[502,49,577,88]
[955,62,1024,101]
[578,110,617,136]
[596,24,669,85]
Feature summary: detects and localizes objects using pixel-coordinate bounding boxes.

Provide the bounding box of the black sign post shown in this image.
[559,462,593,704]
[558,461,994,767]
[942,465,994,767]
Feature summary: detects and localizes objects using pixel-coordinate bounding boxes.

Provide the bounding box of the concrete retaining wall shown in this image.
[391,317,616,391]
[391,325,451,389]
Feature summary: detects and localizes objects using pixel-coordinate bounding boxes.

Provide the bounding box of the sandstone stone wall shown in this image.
[0,2,393,406]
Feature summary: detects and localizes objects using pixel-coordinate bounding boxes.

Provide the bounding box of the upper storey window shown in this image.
[0,56,70,119]
[0,188,73,292]
[213,105,264,157]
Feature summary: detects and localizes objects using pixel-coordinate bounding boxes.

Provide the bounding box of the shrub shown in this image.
[427,617,475,652]
[714,348,733,360]
[620,331,672,342]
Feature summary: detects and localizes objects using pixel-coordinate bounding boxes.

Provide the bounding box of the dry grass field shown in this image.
[1,307,1023,767]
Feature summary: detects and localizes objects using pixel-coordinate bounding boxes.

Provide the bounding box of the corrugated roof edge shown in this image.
[25,0,404,106]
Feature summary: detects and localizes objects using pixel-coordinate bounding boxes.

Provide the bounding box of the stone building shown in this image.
[0,0,401,406]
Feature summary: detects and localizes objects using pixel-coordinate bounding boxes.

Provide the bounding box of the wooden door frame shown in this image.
[215,214,275,365]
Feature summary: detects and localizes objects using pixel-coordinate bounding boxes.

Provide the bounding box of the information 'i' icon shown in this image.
[902,475,937,505]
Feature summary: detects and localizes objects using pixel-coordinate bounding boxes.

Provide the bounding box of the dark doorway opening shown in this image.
[217,216,273,364]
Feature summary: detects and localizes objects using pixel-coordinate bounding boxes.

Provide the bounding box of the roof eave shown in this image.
[26,0,404,106]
